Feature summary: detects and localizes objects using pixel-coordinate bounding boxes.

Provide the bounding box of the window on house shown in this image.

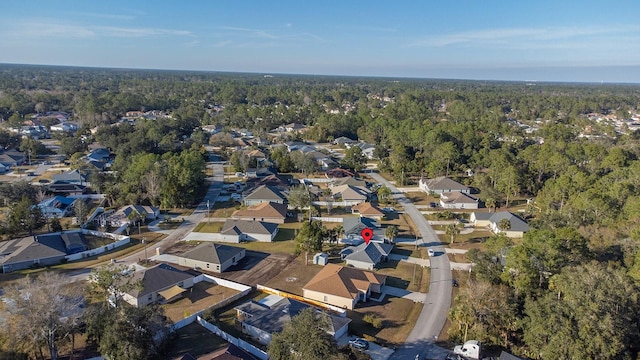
[323,295,328,302]
[206,263,210,268]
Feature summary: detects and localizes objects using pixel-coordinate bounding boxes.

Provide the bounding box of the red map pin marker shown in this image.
[361,228,373,244]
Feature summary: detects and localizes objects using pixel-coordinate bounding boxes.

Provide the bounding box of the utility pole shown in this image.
[142,237,148,265]
[207,200,210,223]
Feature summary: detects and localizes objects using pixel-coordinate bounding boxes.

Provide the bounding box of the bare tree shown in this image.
[143,168,163,207]
[0,272,85,360]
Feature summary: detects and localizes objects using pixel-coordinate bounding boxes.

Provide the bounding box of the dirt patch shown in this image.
[216,251,295,287]
[161,322,227,360]
[163,240,202,255]
[265,255,325,295]
[447,253,469,263]
[162,281,240,323]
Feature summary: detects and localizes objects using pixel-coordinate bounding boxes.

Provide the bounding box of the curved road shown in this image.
[369,171,453,360]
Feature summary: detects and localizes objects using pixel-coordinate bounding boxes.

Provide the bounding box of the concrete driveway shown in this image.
[382,285,427,303]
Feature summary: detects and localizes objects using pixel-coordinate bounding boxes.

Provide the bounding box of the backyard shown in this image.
[161,281,241,323]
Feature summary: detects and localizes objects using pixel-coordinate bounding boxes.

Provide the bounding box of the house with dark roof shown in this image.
[46,183,88,196]
[37,195,77,218]
[177,243,245,273]
[123,263,195,308]
[303,264,387,310]
[340,241,394,270]
[341,217,385,244]
[243,185,287,206]
[0,232,88,273]
[231,201,288,224]
[325,168,355,179]
[419,176,470,194]
[234,294,351,345]
[470,211,529,238]
[0,151,26,168]
[194,343,258,360]
[220,219,279,242]
[105,204,160,227]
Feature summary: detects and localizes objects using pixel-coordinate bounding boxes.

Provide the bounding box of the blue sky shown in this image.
[2,0,640,83]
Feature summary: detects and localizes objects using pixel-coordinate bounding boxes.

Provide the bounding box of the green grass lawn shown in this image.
[193,222,224,233]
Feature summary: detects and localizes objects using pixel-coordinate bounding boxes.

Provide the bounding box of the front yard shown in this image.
[349,297,424,347]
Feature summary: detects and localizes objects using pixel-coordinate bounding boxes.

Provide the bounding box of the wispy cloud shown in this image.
[1,18,192,40]
[218,26,278,39]
[406,25,640,48]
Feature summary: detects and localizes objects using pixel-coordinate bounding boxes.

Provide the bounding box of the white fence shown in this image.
[65,236,130,261]
[310,216,344,223]
[197,316,269,360]
[194,274,252,293]
[312,200,362,207]
[303,178,333,183]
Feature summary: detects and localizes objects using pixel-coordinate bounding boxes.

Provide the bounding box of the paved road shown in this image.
[119,161,225,264]
[368,171,453,360]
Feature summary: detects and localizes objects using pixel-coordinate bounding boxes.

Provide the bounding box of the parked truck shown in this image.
[453,340,481,360]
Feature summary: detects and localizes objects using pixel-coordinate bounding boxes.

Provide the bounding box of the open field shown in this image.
[376,259,430,293]
[265,255,324,295]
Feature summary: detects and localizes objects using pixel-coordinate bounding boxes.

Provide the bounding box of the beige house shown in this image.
[177,242,245,273]
[439,192,479,209]
[302,264,387,310]
[470,211,529,238]
[122,264,195,308]
[351,202,384,219]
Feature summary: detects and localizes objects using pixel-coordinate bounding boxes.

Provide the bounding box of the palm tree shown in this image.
[485,197,496,212]
[498,218,511,232]
[385,225,398,243]
[445,223,461,244]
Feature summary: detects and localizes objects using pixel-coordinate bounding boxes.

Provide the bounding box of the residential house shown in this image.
[353,142,376,159]
[0,232,88,273]
[439,192,479,210]
[341,217,385,244]
[419,176,470,194]
[333,136,356,146]
[46,183,88,196]
[285,123,306,132]
[470,211,529,238]
[245,174,291,192]
[50,122,78,133]
[243,185,287,206]
[340,241,394,270]
[52,169,87,185]
[303,263,387,310]
[220,219,279,242]
[325,168,355,179]
[195,343,258,360]
[235,294,350,345]
[122,263,195,308]
[0,150,26,168]
[331,184,369,203]
[283,141,307,152]
[319,158,338,170]
[351,202,384,219]
[106,205,160,227]
[202,124,223,134]
[177,243,245,273]
[0,163,7,173]
[331,176,367,188]
[231,201,288,224]
[37,195,77,218]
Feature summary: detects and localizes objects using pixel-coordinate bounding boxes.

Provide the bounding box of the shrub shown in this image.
[363,313,383,329]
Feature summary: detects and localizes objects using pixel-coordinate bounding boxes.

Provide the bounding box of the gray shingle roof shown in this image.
[343,242,393,265]
[489,212,529,232]
[236,296,351,337]
[221,219,279,235]
[128,263,193,297]
[180,243,244,265]
[243,185,287,202]
[423,176,469,192]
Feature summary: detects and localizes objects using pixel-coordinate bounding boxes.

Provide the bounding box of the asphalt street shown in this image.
[369,171,453,360]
